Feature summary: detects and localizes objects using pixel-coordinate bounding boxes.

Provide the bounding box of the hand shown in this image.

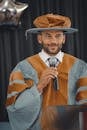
[37,67,58,93]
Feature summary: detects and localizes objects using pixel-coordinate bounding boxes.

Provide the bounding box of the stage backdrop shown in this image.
[0,0,87,125]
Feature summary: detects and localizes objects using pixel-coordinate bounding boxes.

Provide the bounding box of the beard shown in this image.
[42,43,63,55]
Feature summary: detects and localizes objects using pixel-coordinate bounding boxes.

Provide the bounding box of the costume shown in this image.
[6,52,87,130]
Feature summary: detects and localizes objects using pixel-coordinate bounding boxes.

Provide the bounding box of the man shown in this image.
[6,14,87,130]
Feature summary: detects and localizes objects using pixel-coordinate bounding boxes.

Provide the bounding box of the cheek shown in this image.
[58,38,65,44]
[42,39,50,44]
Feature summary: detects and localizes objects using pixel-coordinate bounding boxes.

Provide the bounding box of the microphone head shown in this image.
[48,57,58,67]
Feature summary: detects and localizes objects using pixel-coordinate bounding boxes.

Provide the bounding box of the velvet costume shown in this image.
[6,53,87,130]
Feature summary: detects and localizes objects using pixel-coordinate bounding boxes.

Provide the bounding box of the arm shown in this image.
[6,60,42,130]
[6,59,58,130]
[75,60,87,105]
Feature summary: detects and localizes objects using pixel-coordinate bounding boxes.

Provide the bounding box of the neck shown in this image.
[42,49,60,56]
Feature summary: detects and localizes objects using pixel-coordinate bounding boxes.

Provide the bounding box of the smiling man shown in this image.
[6,13,87,130]
[37,30,65,55]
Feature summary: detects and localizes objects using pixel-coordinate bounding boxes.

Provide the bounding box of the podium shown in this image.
[83,112,87,130]
[40,105,87,130]
[1,106,86,130]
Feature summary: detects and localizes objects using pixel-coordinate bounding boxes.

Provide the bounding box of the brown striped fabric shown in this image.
[27,53,76,108]
[6,71,33,106]
[76,77,87,104]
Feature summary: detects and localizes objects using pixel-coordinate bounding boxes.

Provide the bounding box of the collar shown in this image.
[39,49,64,64]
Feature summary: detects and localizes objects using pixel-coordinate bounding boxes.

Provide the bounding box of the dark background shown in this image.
[0,0,87,121]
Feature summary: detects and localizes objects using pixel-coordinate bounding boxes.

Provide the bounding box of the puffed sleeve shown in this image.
[6,60,42,130]
[75,60,87,105]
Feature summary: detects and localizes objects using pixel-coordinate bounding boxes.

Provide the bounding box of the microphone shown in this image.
[48,57,59,91]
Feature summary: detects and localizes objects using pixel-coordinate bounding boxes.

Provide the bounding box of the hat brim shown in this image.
[26,27,78,34]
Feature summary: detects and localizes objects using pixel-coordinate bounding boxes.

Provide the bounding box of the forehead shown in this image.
[41,30,64,35]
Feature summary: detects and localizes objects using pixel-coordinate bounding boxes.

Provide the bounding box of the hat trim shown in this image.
[26,27,78,35]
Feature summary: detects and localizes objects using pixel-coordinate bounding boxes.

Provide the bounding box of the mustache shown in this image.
[48,43,58,46]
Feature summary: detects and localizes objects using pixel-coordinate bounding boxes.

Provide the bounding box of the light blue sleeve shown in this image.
[68,59,87,105]
[7,85,42,130]
[6,60,42,130]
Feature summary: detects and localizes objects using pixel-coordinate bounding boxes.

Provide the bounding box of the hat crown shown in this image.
[33,13,71,28]
[25,13,78,35]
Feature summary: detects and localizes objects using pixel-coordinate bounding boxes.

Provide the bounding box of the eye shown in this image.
[45,34,52,39]
[55,34,63,39]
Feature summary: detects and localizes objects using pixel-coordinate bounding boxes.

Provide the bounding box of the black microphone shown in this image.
[48,57,59,91]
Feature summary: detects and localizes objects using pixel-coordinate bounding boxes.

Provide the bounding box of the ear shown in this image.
[62,34,66,44]
[37,34,42,44]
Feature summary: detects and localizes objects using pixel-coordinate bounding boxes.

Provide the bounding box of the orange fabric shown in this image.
[33,13,71,28]
[27,53,76,108]
[77,78,87,87]
[40,107,59,130]
[76,90,87,101]
[7,83,28,94]
[25,79,34,87]
[6,71,34,106]
[6,95,17,106]
[9,71,24,81]
[76,77,87,103]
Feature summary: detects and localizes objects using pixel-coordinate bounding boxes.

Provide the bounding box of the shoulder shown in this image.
[64,53,87,64]
[64,53,87,71]
[11,57,38,78]
[64,53,77,61]
[13,54,38,71]
[27,54,39,61]
[64,53,87,76]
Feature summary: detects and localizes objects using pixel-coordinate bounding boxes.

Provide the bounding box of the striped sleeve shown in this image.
[6,60,39,107]
[6,60,42,130]
[6,70,30,106]
[76,62,87,105]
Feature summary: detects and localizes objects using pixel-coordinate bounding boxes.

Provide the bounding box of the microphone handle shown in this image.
[53,77,59,90]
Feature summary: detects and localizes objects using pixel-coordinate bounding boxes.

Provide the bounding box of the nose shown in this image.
[51,36,58,43]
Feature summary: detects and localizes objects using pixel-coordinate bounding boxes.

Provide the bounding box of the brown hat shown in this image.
[33,13,71,28]
[26,13,78,34]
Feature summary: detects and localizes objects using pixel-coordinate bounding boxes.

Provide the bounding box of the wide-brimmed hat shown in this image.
[26,14,78,35]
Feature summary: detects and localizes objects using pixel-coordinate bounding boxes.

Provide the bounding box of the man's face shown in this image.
[37,30,65,55]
